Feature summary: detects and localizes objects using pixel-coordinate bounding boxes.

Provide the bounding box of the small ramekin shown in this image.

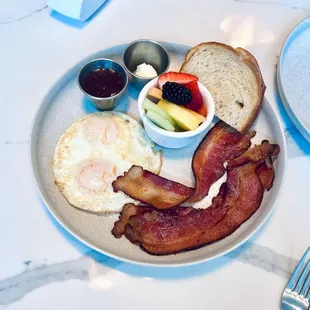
[137,78,215,148]
[123,39,170,89]
[78,58,128,111]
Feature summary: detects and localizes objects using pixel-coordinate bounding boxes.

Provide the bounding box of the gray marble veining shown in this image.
[0,243,297,306]
[227,243,298,279]
[234,0,310,11]
[0,5,48,25]
[1,141,29,145]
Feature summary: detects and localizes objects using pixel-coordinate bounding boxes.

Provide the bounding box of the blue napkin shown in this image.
[47,0,107,21]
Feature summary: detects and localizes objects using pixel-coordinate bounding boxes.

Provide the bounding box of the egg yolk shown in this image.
[83,116,118,145]
[77,159,116,193]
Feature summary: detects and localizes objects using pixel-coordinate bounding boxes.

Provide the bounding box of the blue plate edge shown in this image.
[277,17,310,143]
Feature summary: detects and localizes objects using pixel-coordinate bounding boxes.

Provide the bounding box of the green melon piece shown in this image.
[143,98,177,126]
[146,111,175,131]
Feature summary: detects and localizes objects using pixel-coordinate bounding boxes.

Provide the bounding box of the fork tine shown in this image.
[300,266,310,298]
[286,247,310,291]
[307,280,310,300]
[296,259,310,294]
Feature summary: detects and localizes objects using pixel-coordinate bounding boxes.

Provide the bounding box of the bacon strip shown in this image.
[112,141,279,255]
[112,202,227,245]
[227,140,279,191]
[257,162,275,191]
[226,140,280,170]
[112,121,254,210]
[188,121,256,203]
[112,203,143,238]
[112,165,194,210]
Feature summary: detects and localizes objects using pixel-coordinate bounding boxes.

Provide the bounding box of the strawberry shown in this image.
[158,72,198,89]
[183,81,204,113]
[197,104,207,117]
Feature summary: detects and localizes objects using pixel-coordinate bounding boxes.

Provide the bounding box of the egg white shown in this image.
[52,112,162,213]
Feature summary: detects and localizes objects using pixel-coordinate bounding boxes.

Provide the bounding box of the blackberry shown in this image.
[162,82,192,105]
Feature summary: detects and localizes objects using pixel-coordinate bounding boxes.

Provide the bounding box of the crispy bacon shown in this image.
[226,140,280,169]
[188,121,256,203]
[227,140,279,191]
[112,202,227,246]
[112,165,194,210]
[112,141,279,255]
[112,121,255,209]
[112,203,141,238]
[257,162,275,191]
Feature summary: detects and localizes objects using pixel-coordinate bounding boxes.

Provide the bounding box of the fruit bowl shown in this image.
[137,77,215,148]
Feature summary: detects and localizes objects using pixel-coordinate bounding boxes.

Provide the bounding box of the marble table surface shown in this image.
[1,0,310,309]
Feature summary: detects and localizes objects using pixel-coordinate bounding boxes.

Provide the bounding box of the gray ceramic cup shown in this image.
[78,58,128,111]
[123,39,170,89]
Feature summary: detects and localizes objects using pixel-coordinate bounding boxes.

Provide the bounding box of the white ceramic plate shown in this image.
[30,42,287,267]
[277,17,310,143]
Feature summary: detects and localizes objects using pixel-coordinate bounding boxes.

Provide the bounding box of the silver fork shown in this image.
[281,247,310,310]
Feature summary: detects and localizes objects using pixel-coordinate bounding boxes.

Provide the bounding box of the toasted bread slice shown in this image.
[181,42,265,132]
[235,47,265,96]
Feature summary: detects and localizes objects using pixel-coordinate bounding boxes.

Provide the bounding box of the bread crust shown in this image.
[181,42,266,133]
[235,47,266,132]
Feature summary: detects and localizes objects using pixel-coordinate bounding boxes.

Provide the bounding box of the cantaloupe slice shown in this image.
[147,87,163,100]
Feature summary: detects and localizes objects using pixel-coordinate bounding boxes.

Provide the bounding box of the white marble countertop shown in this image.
[1,0,310,309]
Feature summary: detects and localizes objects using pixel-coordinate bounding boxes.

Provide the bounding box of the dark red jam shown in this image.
[81,68,124,98]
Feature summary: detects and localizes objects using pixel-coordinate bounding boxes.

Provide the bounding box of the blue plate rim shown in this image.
[277,17,310,143]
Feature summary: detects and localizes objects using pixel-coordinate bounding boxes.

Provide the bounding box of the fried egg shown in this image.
[52,112,162,213]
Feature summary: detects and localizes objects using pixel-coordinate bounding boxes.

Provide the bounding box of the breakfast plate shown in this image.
[277,17,310,143]
[30,42,286,266]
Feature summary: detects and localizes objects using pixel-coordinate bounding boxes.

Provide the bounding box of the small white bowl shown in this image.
[137,77,215,148]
